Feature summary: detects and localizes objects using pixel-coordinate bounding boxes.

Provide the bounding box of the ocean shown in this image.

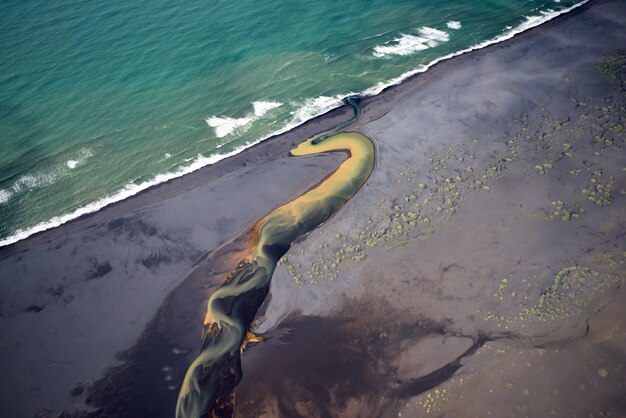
[0,0,586,246]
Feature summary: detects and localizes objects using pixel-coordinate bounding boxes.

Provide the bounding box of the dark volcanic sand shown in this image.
[1,0,626,417]
[0,109,349,417]
[239,1,626,417]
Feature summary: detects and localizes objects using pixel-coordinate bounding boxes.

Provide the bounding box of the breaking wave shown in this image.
[365,0,588,95]
[373,26,450,58]
[0,189,11,205]
[205,101,282,138]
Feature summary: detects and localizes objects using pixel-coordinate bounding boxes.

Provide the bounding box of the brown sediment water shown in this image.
[176,131,375,418]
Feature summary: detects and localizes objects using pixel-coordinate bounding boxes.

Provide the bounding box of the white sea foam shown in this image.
[0,189,12,205]
[66,148,92,169]
[8,149,93,197]
[447,21,462,30]
[365,0,588,96]
[205,115,253,138]
[10,171,65,194]
[252,100,282,116]
[11,174,39,193]
[373,34,429,58]
[0,0,589,248]
[419,27,450,45]
[373,27,449,58]
[0,146,250,247]
[290,95,344,125]
[206,100,282,138]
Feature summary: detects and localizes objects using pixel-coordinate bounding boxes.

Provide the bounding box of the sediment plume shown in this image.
[176,129,375,417]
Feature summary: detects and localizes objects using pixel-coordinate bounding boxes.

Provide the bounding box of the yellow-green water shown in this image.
[176,131,375,417]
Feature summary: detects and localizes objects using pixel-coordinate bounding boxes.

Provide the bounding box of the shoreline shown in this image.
[0,105,354,254]
[1,0,624,415]
[0,0,591,251]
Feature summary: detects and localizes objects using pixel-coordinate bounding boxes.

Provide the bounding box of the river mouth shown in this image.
[176,130,376,418]
[173,95,376,417]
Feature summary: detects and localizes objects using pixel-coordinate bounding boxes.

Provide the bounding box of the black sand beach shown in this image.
[1,0,625,416]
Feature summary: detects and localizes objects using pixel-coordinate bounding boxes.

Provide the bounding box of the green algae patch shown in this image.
[544,200,583,222]
[495,278,510,301]
[280,139,500,284]
[583,173,615,207]
[596,50,626,80]
[485,266,620,328]
[523,266,619,321]
[534,162,554,174]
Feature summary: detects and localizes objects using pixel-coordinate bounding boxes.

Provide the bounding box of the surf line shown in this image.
[176,97,375,418]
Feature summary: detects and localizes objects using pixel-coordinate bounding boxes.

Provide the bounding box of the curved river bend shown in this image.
[176,123,375,417]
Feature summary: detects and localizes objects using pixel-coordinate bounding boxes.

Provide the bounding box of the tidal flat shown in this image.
[0,0,625,417]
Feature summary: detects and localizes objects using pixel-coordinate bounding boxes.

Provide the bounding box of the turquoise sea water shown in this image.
[0,0,585,245]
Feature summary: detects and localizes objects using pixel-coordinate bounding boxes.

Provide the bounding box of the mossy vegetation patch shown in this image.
[279,139,514,284]
[485,265,621,327]
[280,65,625,286]
[596,50,626,81]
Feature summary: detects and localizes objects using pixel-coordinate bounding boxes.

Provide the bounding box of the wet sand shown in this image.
[1,0,625,417]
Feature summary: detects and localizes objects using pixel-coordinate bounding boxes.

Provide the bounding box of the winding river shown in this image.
[176,99,375,418]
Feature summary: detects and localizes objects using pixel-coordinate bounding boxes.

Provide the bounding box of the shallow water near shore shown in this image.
[0,0,587,245]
